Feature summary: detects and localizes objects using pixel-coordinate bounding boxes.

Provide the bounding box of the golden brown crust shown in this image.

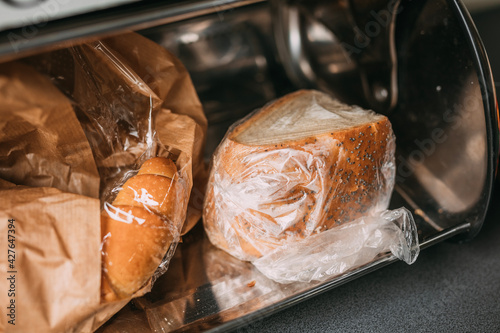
[203,102,394,261]
[101,206,172,300]
[100,157,179,302]
[137,157,177,179]
[113,174,176,219]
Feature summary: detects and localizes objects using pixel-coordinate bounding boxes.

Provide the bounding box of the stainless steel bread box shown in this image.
[0,0,497,332]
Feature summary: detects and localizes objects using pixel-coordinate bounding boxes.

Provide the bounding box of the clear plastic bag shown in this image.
[253,207,419,284]
[21,32,207,307]
[203,90,419,284]
[64,39,189,302]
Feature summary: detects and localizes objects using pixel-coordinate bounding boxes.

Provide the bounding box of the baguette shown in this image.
[203,90,395,261]
[101,157,181,302]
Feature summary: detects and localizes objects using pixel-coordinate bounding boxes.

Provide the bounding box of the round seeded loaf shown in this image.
[203,90,395,261]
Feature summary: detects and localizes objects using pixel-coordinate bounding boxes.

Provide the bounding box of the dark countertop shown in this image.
[231,8,500,333]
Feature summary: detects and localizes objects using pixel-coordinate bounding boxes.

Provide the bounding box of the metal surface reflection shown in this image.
[117,224,399,332]
[391,0,495,240]
[273,0,400,113]
[2,0,46,8]
[98,0,498,332]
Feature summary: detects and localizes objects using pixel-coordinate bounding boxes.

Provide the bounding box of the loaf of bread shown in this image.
[203,90,395,261]
[101,157,183,302]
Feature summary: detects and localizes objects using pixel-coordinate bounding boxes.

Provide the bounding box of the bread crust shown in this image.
[113,174,176,218]
[138,157,177,178]
[203,91,395,261]
[101,157,181,302]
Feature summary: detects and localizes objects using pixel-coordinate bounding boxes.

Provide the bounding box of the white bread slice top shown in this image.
[235,90,385,145]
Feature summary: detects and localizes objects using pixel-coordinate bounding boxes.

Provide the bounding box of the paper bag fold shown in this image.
[0,32,207,333]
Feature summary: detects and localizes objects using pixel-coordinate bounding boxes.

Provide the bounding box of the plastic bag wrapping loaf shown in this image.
[253,208,419,284]
[30,33,208,301]
[27,33,207,234]
[204,90,397,261]
[0,32,206,333]
[65,36,197,302]
[203,90,419,282]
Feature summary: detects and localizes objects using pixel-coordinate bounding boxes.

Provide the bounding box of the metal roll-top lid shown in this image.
[273,0,499,244]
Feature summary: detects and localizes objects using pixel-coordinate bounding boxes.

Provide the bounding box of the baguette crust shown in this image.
[138,157,177,178]
[113,174,176,219]
[101,157,180,302]
[203,91,395,261]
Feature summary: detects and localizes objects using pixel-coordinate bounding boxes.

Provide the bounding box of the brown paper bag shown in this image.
[0,184,102,333]
[0,32,207,332]
[74,33,208,233]
[31,33,207,231]
[0,62,100,198]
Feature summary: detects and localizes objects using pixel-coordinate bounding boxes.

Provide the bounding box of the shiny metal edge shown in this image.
[206,222,471,333]
[0,0,266,63]
[451,0,499,239]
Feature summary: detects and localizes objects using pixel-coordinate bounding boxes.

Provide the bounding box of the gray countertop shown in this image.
[231,9,500,333]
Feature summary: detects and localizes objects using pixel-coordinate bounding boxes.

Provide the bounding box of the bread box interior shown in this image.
[0,0,497,332]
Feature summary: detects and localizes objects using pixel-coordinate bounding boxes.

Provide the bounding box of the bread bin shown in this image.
[0,0,497,331]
